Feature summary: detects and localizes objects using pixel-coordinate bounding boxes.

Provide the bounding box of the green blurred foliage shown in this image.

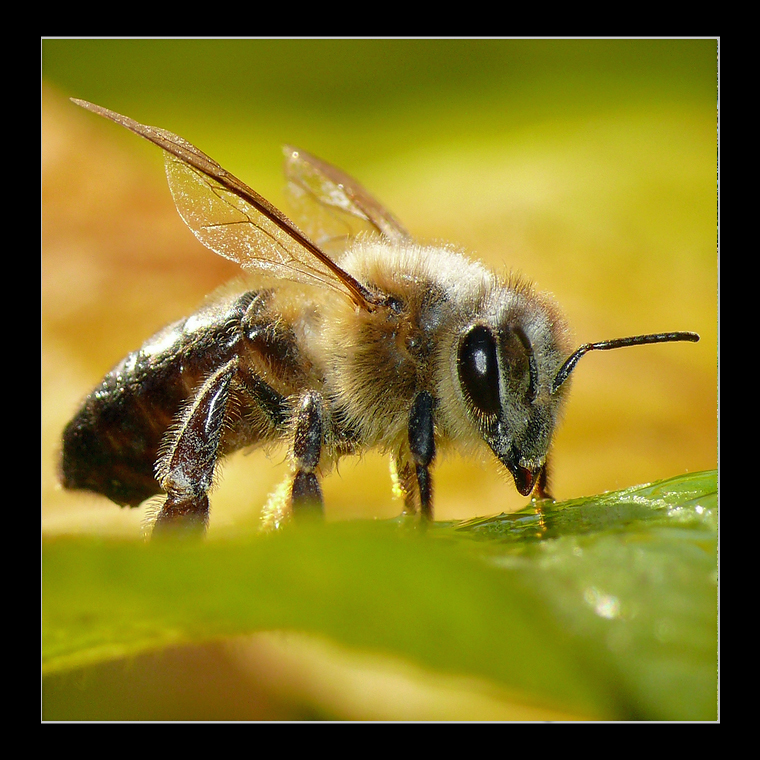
[42,471,717,721]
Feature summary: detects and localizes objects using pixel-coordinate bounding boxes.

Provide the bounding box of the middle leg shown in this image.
[290,390,326,520]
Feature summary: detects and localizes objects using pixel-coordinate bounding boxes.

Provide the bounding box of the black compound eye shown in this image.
[458,325,501,416]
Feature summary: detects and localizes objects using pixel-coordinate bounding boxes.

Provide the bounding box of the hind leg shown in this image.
[152,359,239,538]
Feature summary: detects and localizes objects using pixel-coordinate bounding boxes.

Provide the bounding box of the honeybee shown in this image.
[60,99,699,537]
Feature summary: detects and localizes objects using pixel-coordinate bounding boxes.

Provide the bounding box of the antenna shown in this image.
[552,332,700,394]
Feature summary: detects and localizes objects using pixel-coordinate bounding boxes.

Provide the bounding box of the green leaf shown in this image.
[41,470,717,721]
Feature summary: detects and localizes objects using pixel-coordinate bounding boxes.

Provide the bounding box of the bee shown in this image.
[60,99,699,537]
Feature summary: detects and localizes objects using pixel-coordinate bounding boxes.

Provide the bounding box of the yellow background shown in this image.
[42,39,716,536]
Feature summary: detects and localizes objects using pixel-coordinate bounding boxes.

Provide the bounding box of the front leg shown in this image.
[532,458,554,501]
[408,391,436,521]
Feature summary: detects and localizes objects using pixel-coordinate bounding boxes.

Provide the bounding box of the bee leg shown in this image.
[290,391,325,520]
[533,460,553,501]
[391,452,420,516]
[408,391,436,521]
[152,359,239,538]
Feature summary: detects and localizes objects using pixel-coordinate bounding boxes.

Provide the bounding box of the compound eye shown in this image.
[458,325,501,416]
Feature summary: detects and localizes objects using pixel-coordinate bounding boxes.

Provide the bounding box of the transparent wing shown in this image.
[283,145,411,251]
[71,99,374,310]
[163,152,356,294]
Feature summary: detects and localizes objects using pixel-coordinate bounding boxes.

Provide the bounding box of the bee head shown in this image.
[456,291,699,497]
[456,312,567,495]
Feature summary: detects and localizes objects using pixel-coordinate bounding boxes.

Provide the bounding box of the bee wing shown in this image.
[71,99,375,310]
[283,145,411,250]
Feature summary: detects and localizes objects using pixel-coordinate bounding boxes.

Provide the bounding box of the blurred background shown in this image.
[41,38,717,719]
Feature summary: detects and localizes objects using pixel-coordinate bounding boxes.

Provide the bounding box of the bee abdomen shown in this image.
[61,341,199,506]
[60,382,168,506]
[61,291,259,507]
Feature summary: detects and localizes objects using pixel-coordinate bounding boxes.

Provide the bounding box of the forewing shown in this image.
[164,153,351,293]
[283,145,411,249]
[70,99,373,309]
